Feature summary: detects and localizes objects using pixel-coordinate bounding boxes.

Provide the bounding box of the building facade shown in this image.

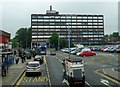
[31,6,104,47]
[0,30,11,51]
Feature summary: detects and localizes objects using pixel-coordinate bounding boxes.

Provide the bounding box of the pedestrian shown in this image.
[15,54,19,64]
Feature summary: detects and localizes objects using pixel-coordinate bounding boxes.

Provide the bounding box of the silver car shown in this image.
[25,61,41,76]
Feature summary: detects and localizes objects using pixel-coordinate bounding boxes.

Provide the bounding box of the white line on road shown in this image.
[100,79,112,87]
[85,81,93,87]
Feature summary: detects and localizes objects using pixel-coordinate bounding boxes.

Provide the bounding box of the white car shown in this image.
[25,61,41,76]
[76,48,91,56]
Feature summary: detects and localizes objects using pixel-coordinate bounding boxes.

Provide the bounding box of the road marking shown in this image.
[103,69,107,74]
[112,68,115,71]
[100,79,111,87]
[44,56,46,64]
[62,79,70,86]
[45,56,52,87]
[85,81,93,87]
[95,70,120,85]
[15,71,25,86]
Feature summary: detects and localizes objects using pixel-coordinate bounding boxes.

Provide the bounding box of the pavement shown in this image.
[1,58,31,87]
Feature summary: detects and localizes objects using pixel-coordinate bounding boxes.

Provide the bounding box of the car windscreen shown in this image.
[28,63,39,67]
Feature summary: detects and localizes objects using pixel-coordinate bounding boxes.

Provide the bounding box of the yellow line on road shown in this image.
[95,70,120,85]
[44,56,46,64]
[15,72,25,87]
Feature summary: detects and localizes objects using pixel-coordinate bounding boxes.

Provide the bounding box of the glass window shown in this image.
[38,16,44,18]
[32,19,37,21]
[32,16,38,18]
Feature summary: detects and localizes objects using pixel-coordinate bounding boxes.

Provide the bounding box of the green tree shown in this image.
[49,32,58,50]
[59,38,67,49]
[15,28,31,48]
[12,36,18,47]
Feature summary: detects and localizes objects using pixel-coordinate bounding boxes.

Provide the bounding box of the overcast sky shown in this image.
[1,0,119,38]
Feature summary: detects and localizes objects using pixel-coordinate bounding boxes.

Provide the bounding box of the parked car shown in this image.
[79,51,96,57]
[116,48,120,53]
[25,61,41,76]
[34,55,43,64]
[76,47,91,56]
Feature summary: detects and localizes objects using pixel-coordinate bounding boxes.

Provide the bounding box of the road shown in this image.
[17,50,120,87]
[46,50,119,87]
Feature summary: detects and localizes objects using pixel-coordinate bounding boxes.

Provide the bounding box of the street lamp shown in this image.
[68,23,71,59]
[58,33,60,50]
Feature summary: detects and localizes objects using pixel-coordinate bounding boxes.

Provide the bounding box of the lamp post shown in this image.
[68,23,71,59]
[58,33,60,50]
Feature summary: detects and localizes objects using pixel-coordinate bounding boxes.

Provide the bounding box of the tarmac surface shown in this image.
[1,50,120,87]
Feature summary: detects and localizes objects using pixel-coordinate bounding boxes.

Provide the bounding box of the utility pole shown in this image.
[68,24,71,59]
[58,33,60,50]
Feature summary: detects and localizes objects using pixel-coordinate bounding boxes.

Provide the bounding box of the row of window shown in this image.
[32,16,103,19]
[32,26,103,28]
[32,31,103,35]
[32,35,103,38]
[32,23,103,25]
[32,29,103,31]
[32,19,103,22]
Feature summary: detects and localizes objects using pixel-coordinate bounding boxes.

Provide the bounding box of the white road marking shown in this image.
[100,79,112,87]
[103,69,107,74]
[62,79,70,86]
[85,81,93,87]
[112,68,115,71]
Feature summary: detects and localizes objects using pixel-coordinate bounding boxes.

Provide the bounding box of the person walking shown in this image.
[15,54,19,64]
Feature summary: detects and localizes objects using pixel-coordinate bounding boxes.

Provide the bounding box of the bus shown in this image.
[38,43,47,55]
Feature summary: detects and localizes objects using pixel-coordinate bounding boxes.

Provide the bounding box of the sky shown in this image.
[1,0,119,38]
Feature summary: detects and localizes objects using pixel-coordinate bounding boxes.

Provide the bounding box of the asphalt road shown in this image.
[18,56,49,87]
[46,50,119,87]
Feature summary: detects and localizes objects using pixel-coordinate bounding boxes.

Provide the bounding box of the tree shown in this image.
[49,32,58,50]
[59,38,67,49]
[15,28,31,48]
[12,36,18,47]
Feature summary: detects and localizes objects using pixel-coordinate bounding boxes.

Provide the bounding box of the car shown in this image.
[34,55,43,64]
[116,48,120,53]
[24,51,32,59]
[25,61,41,76]
[76,47,91,56]
[50,50,56,55]
[79,51,96,57]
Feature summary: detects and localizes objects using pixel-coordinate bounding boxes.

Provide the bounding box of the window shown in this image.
[32,19,37,22]
[32,16,37,18]
[38,16,44,18]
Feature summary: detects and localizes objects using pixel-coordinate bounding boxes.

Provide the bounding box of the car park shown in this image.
[34,55,43,64]
[79,51,96,57]
[25,61,41,76]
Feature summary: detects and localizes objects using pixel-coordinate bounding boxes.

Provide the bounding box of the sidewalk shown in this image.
[1,58,30,87]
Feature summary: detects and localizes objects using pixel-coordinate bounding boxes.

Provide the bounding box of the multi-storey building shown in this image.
[31,6,104,47]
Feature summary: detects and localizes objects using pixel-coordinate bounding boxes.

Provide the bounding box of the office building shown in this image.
[31,6,104,47]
